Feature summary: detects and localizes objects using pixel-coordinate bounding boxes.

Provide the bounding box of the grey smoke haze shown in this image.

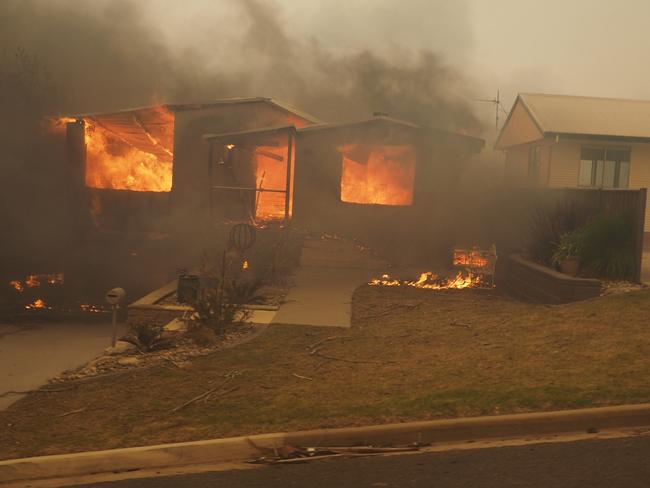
[0,0,481,132]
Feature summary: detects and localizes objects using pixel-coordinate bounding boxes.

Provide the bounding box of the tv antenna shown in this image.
[475,89,509,133]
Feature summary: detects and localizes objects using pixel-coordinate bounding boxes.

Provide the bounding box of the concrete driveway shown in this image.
[0,321,122,411]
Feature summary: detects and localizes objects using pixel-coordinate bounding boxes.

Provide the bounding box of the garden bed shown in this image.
[127,278,289,328]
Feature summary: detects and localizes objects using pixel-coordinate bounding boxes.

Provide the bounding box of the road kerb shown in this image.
[1,403,649,484]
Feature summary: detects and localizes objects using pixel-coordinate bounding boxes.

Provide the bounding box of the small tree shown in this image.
[186,253,264,338]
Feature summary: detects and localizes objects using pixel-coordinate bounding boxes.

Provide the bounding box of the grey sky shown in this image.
[140,0,650,124]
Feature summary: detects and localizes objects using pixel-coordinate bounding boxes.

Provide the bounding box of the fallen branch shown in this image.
[171,377,233,413]
[313,351,394,365]
[56,407,87,418]
[307,336,342,351]
[449,320,472,329]
[248,445,421,464]
[292,373,313,381]
[0,386,76,398]
[205,386,239,403]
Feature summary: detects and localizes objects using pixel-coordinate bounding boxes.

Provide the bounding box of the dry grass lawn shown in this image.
[2,285,650,460]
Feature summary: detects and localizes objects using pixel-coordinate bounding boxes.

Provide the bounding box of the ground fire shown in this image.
[370,271,484,290]
[370,246,497,290]
[25,298,49,310]
[339,144,416,205]
[9,273,64,292]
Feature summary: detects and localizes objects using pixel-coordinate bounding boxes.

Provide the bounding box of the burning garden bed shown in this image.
[3,272,109,319]
[369,246,497,291]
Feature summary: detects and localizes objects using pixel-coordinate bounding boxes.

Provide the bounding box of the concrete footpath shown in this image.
[272,237,387,328]
[1,403,649,485]
[0,321,122,411]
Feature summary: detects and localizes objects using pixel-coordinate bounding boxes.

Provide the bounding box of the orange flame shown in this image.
[370,271,484,290]
[10,273,64,292]
[80,303,103,313]
[25,299,48,310]
[253,144,292,221]
[83,118,173,192]
[10,280,23,292]
[453,249,489,268]
[339,144,416,206]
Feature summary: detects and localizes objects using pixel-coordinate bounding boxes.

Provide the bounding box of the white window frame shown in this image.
[578,145,630,189]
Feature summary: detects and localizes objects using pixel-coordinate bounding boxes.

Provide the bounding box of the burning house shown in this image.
[9,97,484,311]
[293,116,484,246]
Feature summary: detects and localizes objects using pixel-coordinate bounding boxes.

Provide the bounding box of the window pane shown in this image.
[581,147,604,161]
[603,160,617,187]
[605,148,630,162]
[618,161,630,188]
[594,160,604,186]
[579,160,593,186]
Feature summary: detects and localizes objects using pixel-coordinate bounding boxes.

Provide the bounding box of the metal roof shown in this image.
[299,115,485,149]
[64,97,323,125]
[203,125,296,141]
[298,115,422,133]
[518,93,650,139]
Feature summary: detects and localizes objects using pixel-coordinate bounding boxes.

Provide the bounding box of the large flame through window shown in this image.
[68,106,174,192]
[339,144,416,206]
[84,121,173,192]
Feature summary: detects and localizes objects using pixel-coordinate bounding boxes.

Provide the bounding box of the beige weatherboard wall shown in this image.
[496,93,650,231]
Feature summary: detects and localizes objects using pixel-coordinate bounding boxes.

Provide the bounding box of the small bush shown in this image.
[186,257,263,338]
[528,202,578,265]
[122,323,174,353]
[551,229,585,267]
[578,213,636,280]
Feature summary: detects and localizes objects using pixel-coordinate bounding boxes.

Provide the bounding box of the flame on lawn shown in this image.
[9,273,64,292]
[370,271,484,290]
[339,144,416,206]
[10,280,24,292]
[80,303,104,313]
[25,298,49,310]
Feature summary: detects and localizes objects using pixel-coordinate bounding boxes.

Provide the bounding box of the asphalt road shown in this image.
[72,435,650,488]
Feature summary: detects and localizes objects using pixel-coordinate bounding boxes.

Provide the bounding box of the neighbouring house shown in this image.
[496,93,650,233]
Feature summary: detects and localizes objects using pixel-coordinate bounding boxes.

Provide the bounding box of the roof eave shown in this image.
[546,132,650,144]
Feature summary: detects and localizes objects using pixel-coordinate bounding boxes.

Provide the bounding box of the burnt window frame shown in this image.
[578,145,631,189]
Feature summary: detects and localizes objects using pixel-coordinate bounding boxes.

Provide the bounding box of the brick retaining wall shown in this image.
[500,254,602,304]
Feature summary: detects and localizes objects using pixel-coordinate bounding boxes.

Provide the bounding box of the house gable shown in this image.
[495,97,544,149]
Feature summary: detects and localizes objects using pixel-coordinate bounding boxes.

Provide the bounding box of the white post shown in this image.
[111,305,118,347]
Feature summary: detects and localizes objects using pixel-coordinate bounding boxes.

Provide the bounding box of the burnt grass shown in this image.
[2,286,650,460]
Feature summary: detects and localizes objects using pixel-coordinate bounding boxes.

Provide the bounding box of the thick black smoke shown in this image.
[0,0,481,129]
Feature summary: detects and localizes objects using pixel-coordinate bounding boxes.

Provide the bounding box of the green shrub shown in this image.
[528,203,578,266]
[578,213,636,280]
[551,229,585,267]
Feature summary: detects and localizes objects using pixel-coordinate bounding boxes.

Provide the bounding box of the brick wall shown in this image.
[127,306,186,327]
[499,254,601,304]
